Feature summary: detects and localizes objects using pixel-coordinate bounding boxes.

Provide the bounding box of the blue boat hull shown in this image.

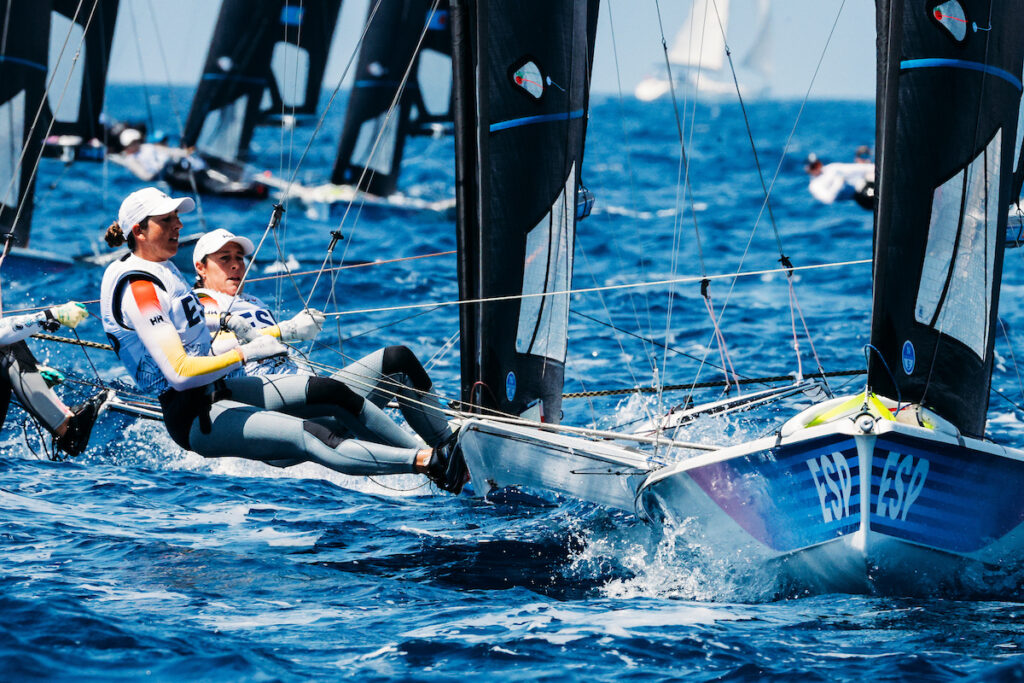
[637,420,1024,593]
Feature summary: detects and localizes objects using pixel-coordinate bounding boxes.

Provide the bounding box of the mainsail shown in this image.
[669,0,731,72]
[330,0,452,197]
[868,0,1024,436]
[0,0,52,248]
[451,0,598,422]
[182,0,343,160]
[47,0,118,142]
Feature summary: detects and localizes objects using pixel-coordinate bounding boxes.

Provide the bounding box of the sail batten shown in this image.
[869,0,1024,436]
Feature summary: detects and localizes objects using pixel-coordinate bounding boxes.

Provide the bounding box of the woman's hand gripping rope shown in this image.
[278,309,325,342]
[239,335,289,362]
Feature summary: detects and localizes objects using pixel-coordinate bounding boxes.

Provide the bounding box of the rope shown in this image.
[562,370,867,400]
[31,333,112,351]
[319,258,873,319]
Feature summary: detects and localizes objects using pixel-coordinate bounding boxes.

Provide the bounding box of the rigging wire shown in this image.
[302,0,444,310]
[676,0,851,408]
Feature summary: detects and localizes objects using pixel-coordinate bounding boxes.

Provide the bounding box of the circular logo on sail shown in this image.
[902,341,916,374]
[505,371,517,401]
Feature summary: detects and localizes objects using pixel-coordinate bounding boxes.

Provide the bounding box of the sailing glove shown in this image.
[220,312,259,343]
[239,335,288,362]
[278,309,325,342]
[47,302,89,329]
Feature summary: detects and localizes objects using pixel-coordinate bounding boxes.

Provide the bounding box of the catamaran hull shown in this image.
[637,421,1024,594]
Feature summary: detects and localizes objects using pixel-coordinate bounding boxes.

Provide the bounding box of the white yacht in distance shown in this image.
[635,0,772,102]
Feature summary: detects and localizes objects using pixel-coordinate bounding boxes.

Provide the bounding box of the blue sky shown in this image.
[103,0,876,100]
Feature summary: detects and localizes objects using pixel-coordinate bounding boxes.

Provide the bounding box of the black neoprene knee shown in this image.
[381,345,431,391]
[305,376,365,415]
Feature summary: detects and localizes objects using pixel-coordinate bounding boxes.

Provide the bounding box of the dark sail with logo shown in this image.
[868,0,1024,436]
[330,0,452,197]
[451,0,598,422]
[183,0,342,160]
[47,0,118,141]
[0,1,52,247]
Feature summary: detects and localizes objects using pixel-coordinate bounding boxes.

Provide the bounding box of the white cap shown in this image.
[119,128,143,148]
[192,228,255,267]
[117,187,195,233]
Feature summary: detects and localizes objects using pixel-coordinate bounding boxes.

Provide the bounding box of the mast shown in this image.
[0,0,52,248]
[47,0,118,142]
[182,0,343,160]
[451,0,599,422]
[330,0,452,197]
[868,0,1024,436]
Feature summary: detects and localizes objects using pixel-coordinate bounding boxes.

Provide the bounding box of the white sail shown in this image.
[741,0,772,80]
[668,0,731,72]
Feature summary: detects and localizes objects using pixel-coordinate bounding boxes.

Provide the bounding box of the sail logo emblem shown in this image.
[505,371,517,401]
[901,340,915,374]
[930,1,990,42]
[511,60,545,100]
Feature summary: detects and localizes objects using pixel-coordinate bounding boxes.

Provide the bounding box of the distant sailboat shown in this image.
[0,0,74,274]
[635,0,772,102]
[41,0,119,163]
[171,0,343,198]
[271,0,456,214]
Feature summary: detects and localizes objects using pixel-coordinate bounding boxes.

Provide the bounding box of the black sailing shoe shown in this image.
[426,430,468,494]
[55,389,114,457]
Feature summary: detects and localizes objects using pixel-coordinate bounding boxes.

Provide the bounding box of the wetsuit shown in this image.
[196,288,452,446]
[101,253,423,475]
[0,312,71,432]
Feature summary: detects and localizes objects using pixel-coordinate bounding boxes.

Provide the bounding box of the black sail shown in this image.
[869,0,1024,436]
[0,1,52,247]
[182,0,342,160]
[451,0,598,422]
[47,0,118,141]
[330,0,452,196]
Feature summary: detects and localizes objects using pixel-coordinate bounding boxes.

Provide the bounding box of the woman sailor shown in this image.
[0,304,110,456]
[191,228,452,449]
[99,187,464,491]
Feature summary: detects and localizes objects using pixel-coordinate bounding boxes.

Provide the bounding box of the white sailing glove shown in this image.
[220,312,259,343]
[277,309,325,342]
[47,302,89,329]
[239,335,288,362]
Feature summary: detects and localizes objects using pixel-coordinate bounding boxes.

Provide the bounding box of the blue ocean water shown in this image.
[4,85,1024,680]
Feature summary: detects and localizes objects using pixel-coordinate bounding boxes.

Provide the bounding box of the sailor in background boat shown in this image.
[804,152,876,209]
[100,187,465,491]
[0,304,111,457]
[111,128,205,183]
[191,228,454,449]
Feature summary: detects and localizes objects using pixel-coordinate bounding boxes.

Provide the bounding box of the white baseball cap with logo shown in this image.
[117,187,195,234]
[192,228,255,267]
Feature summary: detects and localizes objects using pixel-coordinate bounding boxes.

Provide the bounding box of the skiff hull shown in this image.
[637,419,1024,593]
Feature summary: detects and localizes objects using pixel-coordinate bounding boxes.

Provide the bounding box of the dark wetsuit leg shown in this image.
[333,346,452,447]
[0,342,68,433]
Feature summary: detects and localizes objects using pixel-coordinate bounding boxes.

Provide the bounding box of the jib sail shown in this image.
[183,0,342,160]
[330,0,452,197]
[869,0,1024,436]
[0,0,51,247]
[451,0,598,422]
[47,0,118,141]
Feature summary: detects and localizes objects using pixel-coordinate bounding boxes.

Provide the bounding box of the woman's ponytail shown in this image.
[104,221,126,248]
